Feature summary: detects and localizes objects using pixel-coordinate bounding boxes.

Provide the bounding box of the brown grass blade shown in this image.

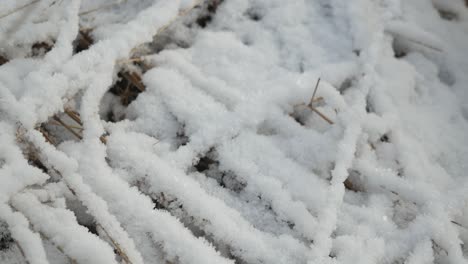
[0,0,41,20]
[309,106,334,125]
[53,116,82,140]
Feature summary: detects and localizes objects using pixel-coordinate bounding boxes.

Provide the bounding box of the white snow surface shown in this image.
[0,0,468,263]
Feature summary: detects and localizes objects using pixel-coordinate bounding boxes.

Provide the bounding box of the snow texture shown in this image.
[0,0,468,263]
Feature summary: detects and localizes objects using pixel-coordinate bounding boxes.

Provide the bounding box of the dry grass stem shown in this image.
[393,33,443,52]
[38,232,77,264]
[79,0,128,16]
[97,223,133,264]
[49,121,82,130]
[0,0,41,20]
[451,220,468,231]
[64,109,83,126]
[36,127,56,145]
[293,97,323,108]
[307,78,334,125]
[14,241,30,264]
[309,78,321,106]
[309,106,334,125]
[53,116,82,140]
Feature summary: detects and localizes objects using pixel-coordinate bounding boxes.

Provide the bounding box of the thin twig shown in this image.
[49,121,82,130]
[312,96,323,103]
[79,0,128,16]
[53,116,82,140]
[64,109,83,126]
[38,232,77,264]
[97,223,133,264]
[36,127,56,145]
[14,241,30,264]
[0,0,41,20]
[393,33,443,52]
[404,37,443,52]
[48,112,107,144]
[309,106,334,125]
[293,97,323,108]
[451,220,468,231]
[306,78,334,124]
[64,109,106,143]
[308,78,321,106]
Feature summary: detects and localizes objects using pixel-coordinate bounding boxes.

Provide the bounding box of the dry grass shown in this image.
[292,78,334,125]
[5,2,221,263]
[307,78,334,124]
[79,0,128,16]
[13,241,30,264]
[39,232,78,264]
[0,0,40,20]
[53,116,83,140]
[97,223,133,264]
[14,132,130,263]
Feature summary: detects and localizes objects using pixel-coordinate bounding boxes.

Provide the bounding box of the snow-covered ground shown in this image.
[0,0,468,263]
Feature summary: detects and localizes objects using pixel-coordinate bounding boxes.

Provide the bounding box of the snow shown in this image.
[0,0,468,263]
